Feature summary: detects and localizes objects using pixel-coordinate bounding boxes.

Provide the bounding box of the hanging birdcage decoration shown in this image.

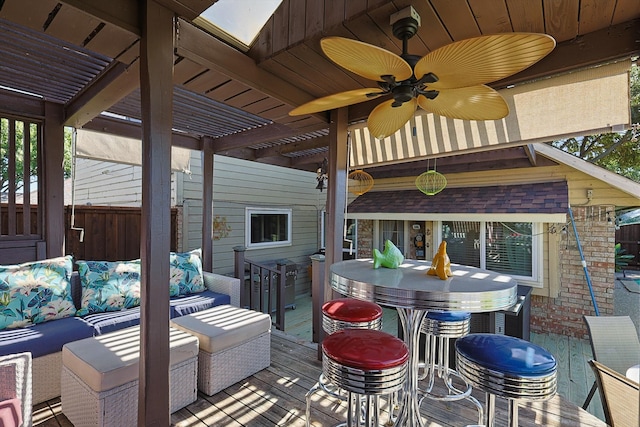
[415,159,447,196]
[348,169,374,196]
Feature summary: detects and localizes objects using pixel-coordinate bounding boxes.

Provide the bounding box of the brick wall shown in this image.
[530,205,615,338]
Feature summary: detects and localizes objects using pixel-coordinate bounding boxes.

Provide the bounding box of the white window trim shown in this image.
[434,220,543,287]
[245,207,292,250]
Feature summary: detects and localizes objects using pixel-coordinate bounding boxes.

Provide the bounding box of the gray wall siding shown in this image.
[180,153,325,296]
[72,158,177,207]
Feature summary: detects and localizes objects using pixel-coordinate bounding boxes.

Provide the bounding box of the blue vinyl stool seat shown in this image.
[419,311,483,424]
[455,334,558,427]
[306,298,384,427]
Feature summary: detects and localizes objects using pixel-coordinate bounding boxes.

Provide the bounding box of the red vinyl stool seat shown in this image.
[322,329,408,427]
[306,298,384,427]
[322,298,383,334]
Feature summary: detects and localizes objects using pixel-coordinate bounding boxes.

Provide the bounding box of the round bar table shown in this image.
[330,258,518,427]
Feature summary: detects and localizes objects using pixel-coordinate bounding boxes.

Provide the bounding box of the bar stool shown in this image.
[322,329,408,427]
[455,334,558,427]
[306,298,384,427]
[418,311,483,424]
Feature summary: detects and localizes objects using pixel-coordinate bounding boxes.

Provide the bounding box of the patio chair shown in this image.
[588,360,639,427]
[0,352,32,427]
[582,315,640,410]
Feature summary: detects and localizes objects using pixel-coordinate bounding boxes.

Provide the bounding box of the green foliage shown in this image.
[0,118,72,194]
[551,64,640,182]
[615,243,635,272]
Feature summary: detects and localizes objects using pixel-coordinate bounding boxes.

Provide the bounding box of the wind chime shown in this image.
[415,158,447,196]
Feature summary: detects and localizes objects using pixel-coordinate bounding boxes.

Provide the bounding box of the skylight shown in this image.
[197,0,282,51]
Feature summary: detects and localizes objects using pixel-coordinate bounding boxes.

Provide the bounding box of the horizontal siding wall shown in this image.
[73,158,178,207]
[181,153,326,296]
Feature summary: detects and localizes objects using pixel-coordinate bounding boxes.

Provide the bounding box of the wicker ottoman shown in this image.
[170,304,271,395]
[61,326,199,427]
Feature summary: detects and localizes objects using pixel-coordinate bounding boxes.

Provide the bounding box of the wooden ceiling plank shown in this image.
[259,55,328,98]
[505,0,545,33]
[542,0,579,42]
[345,0,368,19]
[64,59,140,128]
[272,0,290,54]
[468,0,513,34]
[399,0,453,52]
[288,0,306,45]
[206,80,252,103]
[211,123,298,152]
[153,0,215,20]
[578,0,616,34]
[0,0,58,31]
[287,43,369,94]
[612,0,640,25]
[173,58,207,86]
[259,104,297,121]
[85,23,139,59]
[428,0,481,40]
[46,4,102,46]
[175,19,315,109]
[324,0,346,27]
[344,8,402,54]
[183,70,230,94]
[243,96,286,115]
[116,41,140,65]
[224,90,269,110]
[306,0,325,38]
[60,0,140,36]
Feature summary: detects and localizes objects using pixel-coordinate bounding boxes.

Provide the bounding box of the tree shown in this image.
[1,119,72,195]
[551,64,640,182]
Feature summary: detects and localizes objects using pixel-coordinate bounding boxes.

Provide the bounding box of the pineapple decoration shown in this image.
[348,169,374,196]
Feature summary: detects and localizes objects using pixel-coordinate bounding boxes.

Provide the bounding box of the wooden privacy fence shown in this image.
[1,204,177,263]
[616,223,640,269]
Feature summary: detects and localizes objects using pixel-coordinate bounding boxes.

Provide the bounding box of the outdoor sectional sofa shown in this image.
[0,250,240,405]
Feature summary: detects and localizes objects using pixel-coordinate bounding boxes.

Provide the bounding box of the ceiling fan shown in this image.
[289,6,555,139]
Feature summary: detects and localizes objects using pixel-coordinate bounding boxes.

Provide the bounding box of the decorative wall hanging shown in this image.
[212,216,231,240]
[348,169,374,196]
[415,159,447,195]
[316,158,328,192]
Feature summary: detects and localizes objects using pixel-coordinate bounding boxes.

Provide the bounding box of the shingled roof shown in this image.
[348,181,568,214]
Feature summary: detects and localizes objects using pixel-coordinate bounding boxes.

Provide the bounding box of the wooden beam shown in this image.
[42,102,65,258]
[61,0,140,35]
[254,136,329,158]
[524,144,537,166]
[209,122,299,152]
[175,18,316,110]
[138,2,173,425]
[493,18,640,88]
[64,60,140,128]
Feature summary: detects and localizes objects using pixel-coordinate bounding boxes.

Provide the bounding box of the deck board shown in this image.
[32,294,608,426]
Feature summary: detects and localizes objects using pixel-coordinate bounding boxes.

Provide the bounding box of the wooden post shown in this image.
[42,102,65,258]
[201,140,214,271]
[138,1,173,425]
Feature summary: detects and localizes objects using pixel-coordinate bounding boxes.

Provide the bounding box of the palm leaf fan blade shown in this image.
[418,85,509,121]
[415,33,556,89]
[321,37,413,82]
[368,98,417,139]
[289,88,382,116]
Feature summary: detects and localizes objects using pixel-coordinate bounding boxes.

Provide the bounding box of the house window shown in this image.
[380,220,404,252]
[441,221,538,280]
[245,207,291,249]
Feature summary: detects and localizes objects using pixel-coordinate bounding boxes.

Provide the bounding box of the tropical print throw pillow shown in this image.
[0,256,76,330]
[75,260,141,316]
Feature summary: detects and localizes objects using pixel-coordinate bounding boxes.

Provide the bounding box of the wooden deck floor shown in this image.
[33,329,607,427]
[32,294,610,426]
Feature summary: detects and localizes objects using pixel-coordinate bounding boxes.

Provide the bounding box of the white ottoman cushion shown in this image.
[171,304,271,353]
[62,326,198,392]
